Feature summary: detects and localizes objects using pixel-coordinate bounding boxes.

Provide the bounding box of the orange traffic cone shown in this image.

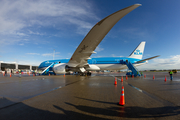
[114,77,117,85]
[132,74,134,78]
[126,75,128,80]
[64,74,65,77]
[49,73,50,76]
[165,76,167,82]
[119,86,125,105]
[121,82,123,86]
[121,76,123,82]
[144,74,146,78]
[10,73,11,77]
[153,75,155,80]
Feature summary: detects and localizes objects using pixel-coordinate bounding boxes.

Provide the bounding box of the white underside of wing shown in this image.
[68,4,141,68]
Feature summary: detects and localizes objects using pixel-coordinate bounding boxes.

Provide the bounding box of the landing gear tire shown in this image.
[79,73,85,76]
[79,72,91,76]
[87,72,91,76]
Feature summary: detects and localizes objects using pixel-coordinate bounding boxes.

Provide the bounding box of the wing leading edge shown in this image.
[68,4,141,67]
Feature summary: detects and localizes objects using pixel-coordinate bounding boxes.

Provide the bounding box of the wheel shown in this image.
[87,72,91,76]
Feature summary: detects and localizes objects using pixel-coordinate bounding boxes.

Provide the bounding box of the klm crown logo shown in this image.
[134,50,142,55]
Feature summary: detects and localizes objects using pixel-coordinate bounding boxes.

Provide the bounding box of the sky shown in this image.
[1,0,180,70]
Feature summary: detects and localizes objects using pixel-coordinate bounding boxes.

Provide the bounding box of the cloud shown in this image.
[16,60,41,66]
[0,37,29,46]
[69,18,94,35]
[0,39,19,45]
[0,0,98,34]
[28,30,45,36]
[19,43,24,46]
[42,53,53,57]
[111,54,124,57]
[95,46,104,52]
[16,32,27,36]
[153,55,180,65]
[92,55,110,58]
[26,53,40,55]
[42,52,60,57]
[138,55,180,70]
[119,27,151,40]
[55,52,60,54]
[0,0,99,46]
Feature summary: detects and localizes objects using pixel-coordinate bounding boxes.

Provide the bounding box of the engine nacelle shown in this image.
[53,63,67,74]
[53,64,100,74]
[65,65,73,72]
[85,65,100,71]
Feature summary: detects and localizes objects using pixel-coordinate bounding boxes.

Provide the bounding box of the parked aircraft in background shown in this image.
[38,4,159,76]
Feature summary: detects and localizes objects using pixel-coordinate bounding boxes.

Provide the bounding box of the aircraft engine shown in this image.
[53,63,67,74]
[85,65,100,71]
[65,65,75,72]
[53,64,100,74]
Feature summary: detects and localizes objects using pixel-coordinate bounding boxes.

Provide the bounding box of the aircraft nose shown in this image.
[38,62,43,68]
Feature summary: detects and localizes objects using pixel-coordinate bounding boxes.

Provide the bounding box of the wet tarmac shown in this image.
[0,72,180,119]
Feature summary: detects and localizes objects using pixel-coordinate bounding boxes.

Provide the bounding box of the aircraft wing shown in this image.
[68,4,141,67]
[135,55,160,63]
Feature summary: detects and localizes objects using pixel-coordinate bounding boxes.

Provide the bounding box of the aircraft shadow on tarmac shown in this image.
[75,96,117,105]
[0,97,19,109]
[1,98,111,120]
[72,97,180,118]
[1,97,180,119]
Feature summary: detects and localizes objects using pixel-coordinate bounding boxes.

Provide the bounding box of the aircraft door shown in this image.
[92,59,96,64]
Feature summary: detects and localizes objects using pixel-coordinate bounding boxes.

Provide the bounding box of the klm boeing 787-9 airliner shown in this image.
[38,4,159,76]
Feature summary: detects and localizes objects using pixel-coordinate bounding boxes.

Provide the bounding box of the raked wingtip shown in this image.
[134,4,142,6]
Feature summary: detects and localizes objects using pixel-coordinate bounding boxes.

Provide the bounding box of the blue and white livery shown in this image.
[38,4,159,76]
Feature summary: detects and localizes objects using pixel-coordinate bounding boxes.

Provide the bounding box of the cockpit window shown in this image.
[59,61,61,63]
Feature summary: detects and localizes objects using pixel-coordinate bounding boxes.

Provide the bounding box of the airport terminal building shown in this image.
[0,61,38,71]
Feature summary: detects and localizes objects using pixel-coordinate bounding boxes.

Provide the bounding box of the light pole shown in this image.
[53,49,55,60]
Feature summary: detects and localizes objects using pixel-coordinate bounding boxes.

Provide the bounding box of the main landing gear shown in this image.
[79,72,91,76]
